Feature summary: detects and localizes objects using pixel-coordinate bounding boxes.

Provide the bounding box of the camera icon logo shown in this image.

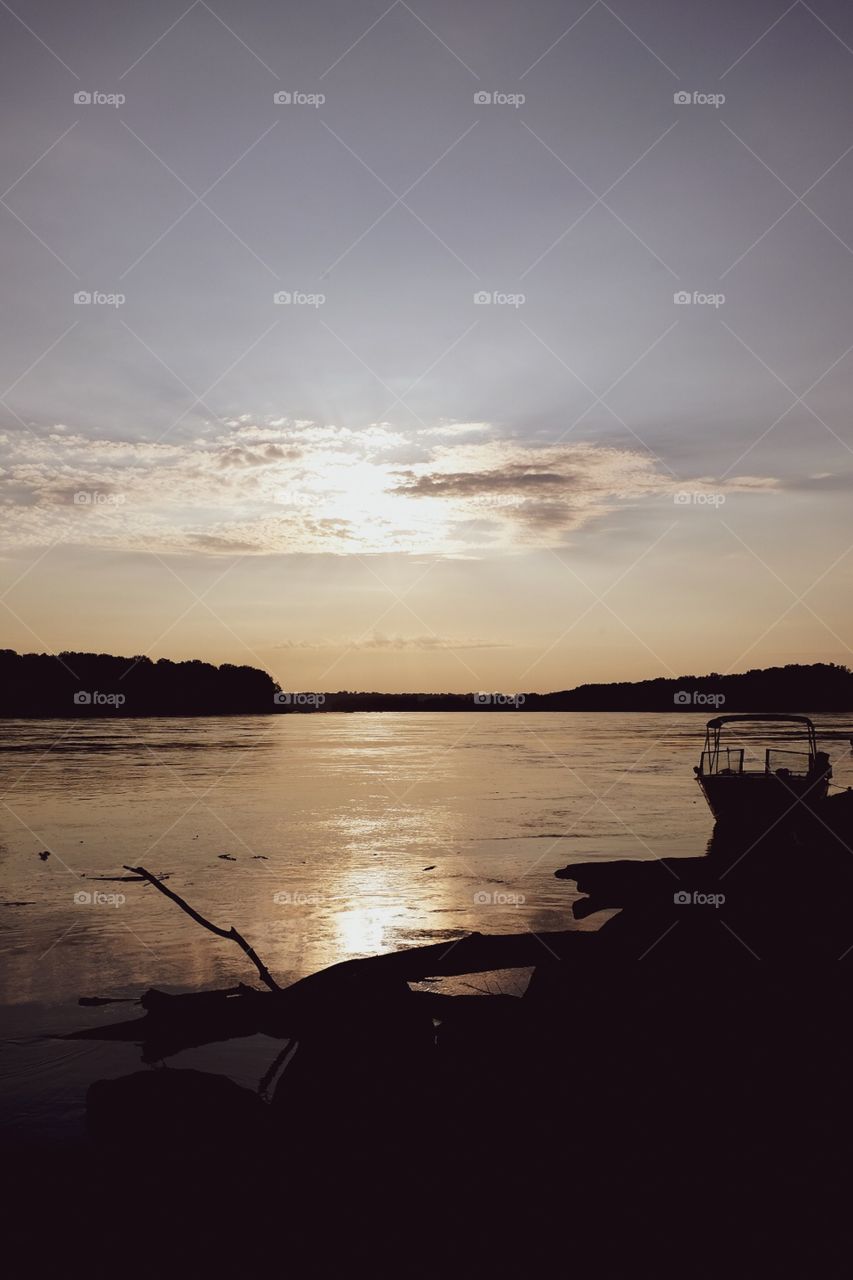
[673,491,692,505]
[673,890,692,905]
[74,890,92,905]
[273,91,292,104]
[74,291,92,305]
[474,91,491,104]
[273,291,292,305]
[274,691,292,704]
[473,692,492,704]
[74,91,92,105]
[74,691,92,705]
[673,690,692,705]
[473,890,491,904]
[673,91,691,105]
[673,290,691,305]
[473,291,492,305]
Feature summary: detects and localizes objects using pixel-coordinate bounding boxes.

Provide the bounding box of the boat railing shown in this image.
[764,747,813,776]
[701,745,815,777]
[700,746,744,775]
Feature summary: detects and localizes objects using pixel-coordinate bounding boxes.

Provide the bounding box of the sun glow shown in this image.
[333,904,392,958]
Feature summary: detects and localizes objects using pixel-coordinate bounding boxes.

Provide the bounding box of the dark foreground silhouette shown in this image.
[6,802,853,1277]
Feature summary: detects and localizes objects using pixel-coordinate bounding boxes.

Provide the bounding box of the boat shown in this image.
[694,713,832,827]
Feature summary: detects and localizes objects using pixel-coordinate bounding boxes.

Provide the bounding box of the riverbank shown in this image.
[6,822,853,1276]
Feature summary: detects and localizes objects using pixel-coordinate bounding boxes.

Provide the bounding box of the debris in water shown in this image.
[78,996,137,1007]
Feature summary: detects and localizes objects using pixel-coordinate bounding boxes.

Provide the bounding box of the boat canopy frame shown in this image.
[700,713,819,777]
[704,713,816,731]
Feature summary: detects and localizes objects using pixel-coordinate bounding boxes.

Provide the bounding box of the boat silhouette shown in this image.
[694,712,832,827]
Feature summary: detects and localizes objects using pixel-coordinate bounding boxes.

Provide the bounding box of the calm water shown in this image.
[2,711,852,1137]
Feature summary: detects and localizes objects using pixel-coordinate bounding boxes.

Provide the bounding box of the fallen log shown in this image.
[78,996,138,1007]
[67,987,278,1061]
[286,927,586,990]
[66,865,600,1057]
[65,927,597,1056]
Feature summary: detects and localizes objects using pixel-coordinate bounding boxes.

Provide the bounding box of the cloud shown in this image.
[416,421,492,438]
[779,472,853,492]
[216,443,301,468]
[275,633,509,651]
[0,419,780,557]
[392,465,568,497]
[392,443,780,538]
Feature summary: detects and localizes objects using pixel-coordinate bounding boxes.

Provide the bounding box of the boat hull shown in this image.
[696,772,830,827]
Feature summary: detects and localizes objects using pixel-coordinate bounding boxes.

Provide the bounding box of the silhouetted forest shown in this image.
[1,651,850,716]
[527,662,853,712]
[317,663,853,712]
[0,650,279,717]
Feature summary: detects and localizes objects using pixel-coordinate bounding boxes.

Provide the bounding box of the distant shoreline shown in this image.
[2,651,851,718]
[3,707,853,721]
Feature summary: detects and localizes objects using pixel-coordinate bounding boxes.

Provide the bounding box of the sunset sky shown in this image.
[2,0,852,692]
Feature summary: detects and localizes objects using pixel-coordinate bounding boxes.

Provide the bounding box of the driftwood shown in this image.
[78,996,138,1007]
[66,928,595,1057]
[66,861,598,1057]
[124,859,594,992]
[123,864,281,991]
[557,857,691,918]
[69,849,738,1061]
[290,928,585,986]
[76,833,853,1059]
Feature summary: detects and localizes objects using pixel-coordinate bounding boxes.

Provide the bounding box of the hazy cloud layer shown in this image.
[275,632,509,651]
[0,419,783,557]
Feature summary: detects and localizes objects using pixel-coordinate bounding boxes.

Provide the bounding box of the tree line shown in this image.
[1,651,850,716]
[0,650,278,716]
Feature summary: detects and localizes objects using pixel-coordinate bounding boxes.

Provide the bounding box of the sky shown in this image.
[1,0,852,693]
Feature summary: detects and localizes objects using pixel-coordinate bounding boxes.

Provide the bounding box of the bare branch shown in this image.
[123,864,281,992]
